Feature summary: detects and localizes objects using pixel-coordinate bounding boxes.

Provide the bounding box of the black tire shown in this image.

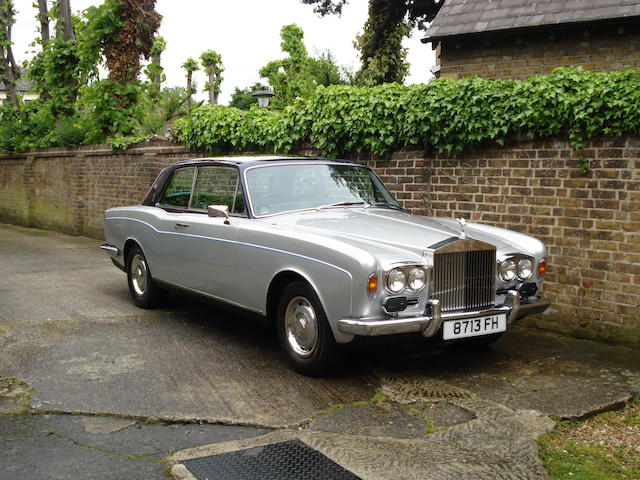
[276,282,337,376]
[126,246,163,309]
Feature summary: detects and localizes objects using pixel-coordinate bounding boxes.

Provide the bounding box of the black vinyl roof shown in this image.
[423,0,640,43]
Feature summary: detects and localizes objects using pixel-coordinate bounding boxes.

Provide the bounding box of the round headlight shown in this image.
[407,267,427,291]
[387,268,406,293]
[517,258,533,280]
[500,259,517,281]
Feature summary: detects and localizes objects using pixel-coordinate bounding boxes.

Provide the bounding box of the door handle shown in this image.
[174,223,191,229]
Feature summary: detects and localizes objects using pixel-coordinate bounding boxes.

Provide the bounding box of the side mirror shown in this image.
[207,205,230,224]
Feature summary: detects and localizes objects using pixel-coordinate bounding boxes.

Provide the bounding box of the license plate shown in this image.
[442,314,507,340]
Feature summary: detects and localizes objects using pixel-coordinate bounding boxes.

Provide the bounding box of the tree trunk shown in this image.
[186,72,193,106]
[208,72,218,105]
[152,53,161,85]
[56,0,74,41]
[0,49,17,106]
[0,0,19,107]
[38,0,50,44]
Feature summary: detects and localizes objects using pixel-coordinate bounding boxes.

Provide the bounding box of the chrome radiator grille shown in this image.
[432,243,496,313]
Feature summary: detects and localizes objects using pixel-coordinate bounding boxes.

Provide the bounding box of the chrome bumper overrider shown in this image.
[99,244,120,255]
[337,291,550,337]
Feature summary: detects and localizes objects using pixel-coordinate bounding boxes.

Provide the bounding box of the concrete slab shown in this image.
[0,413,266,480]
[0,224,376,429]
[2,223,639,480]
[172,397,555,480]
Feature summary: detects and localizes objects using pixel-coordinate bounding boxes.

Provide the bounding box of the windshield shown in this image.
[245,163,402,217]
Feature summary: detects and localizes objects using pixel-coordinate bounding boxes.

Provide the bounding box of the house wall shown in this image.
[0,137,638,348]
[437,22,640,80]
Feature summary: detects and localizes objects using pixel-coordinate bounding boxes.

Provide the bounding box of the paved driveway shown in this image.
[1,223,638,479]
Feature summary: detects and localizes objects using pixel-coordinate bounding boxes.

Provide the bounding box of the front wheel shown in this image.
[277,282,337,376]
[126,246,163,308]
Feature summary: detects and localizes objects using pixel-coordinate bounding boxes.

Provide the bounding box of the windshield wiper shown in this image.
[316,201,369,210]
[372,202,403,211]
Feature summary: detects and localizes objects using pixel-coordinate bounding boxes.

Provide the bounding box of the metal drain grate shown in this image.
[183,439,361,480]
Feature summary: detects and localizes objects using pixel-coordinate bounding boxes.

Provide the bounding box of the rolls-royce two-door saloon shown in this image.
[101,156,550,375]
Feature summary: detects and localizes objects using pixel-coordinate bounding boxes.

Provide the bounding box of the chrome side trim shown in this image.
[105,217,351,278]
[100,244,119,255]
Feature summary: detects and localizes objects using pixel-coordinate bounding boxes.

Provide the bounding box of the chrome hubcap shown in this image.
[130,254,147,296]
[284,296,318,358]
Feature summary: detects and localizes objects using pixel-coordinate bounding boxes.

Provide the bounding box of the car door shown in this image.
[154,165,246,301]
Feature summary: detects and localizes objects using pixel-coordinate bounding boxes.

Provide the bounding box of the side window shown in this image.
[191,167,246,216]
[159,167,195,208]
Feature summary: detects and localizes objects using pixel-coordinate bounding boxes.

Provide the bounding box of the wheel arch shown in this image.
[266,270,310,325]
[123,238,142,266]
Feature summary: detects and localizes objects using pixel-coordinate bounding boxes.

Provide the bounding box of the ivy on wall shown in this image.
[173,67,640,172]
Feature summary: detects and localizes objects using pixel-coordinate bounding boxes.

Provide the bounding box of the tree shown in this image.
[0,0,19,107]
[103,0,161,85]
[228,82,268,110]
[259,24,345,109]
[56,0,74,41]
[302,0,443,86]
[181,57,199,106]
[200,49,223,105]
[37,0,50,45]
[148,35,166,88]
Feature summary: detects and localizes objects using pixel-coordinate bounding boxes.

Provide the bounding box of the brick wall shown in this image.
[437,23,640,80]
[365,138,640,348]
[0,137,638,347]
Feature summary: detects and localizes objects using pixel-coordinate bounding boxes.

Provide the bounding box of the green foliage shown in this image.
[259,24,346,109]
[7,0,162,150]
[355,19,410,86]
[74,0,122,79]
[302,1,442,87]
[173,97,311,154]
[174,68,640,172]
[228,82,269,110]
[140,86,192,135]
[181,57,199,73]
[0,101,88,152]
[150,35,166,56]
[79,80,147,141]
[28,37,80,115]
[200,49,223,99]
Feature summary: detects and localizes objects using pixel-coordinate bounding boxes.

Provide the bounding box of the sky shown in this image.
[12,0,436,105]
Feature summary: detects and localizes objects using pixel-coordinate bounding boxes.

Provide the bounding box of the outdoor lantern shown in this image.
[252,89,275,108]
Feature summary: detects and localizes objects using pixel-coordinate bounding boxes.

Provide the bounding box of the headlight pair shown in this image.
[386,266,427,293]
[499,256,533,282]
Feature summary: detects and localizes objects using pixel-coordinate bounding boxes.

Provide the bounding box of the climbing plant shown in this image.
[173,68,640,173]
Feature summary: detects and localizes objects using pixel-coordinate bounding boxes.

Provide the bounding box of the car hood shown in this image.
[264,208,544,262]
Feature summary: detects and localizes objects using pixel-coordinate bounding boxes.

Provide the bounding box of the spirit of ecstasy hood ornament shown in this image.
[457,217,467,240]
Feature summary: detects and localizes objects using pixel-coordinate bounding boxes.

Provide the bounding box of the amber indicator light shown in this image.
[368,274,378,294]
[538,259,547,276]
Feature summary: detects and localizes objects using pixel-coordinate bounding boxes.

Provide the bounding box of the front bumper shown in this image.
[337,291,550,338]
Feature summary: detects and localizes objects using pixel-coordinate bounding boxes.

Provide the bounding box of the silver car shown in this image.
[101,156,550,375]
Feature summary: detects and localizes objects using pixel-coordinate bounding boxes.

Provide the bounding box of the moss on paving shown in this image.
[538,398,640,480]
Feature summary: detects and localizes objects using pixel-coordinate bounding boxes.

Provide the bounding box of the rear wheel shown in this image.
[277,282,337,376]
[126,246,163,308]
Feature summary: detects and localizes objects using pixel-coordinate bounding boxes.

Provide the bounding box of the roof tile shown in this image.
[425,0,640,41]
